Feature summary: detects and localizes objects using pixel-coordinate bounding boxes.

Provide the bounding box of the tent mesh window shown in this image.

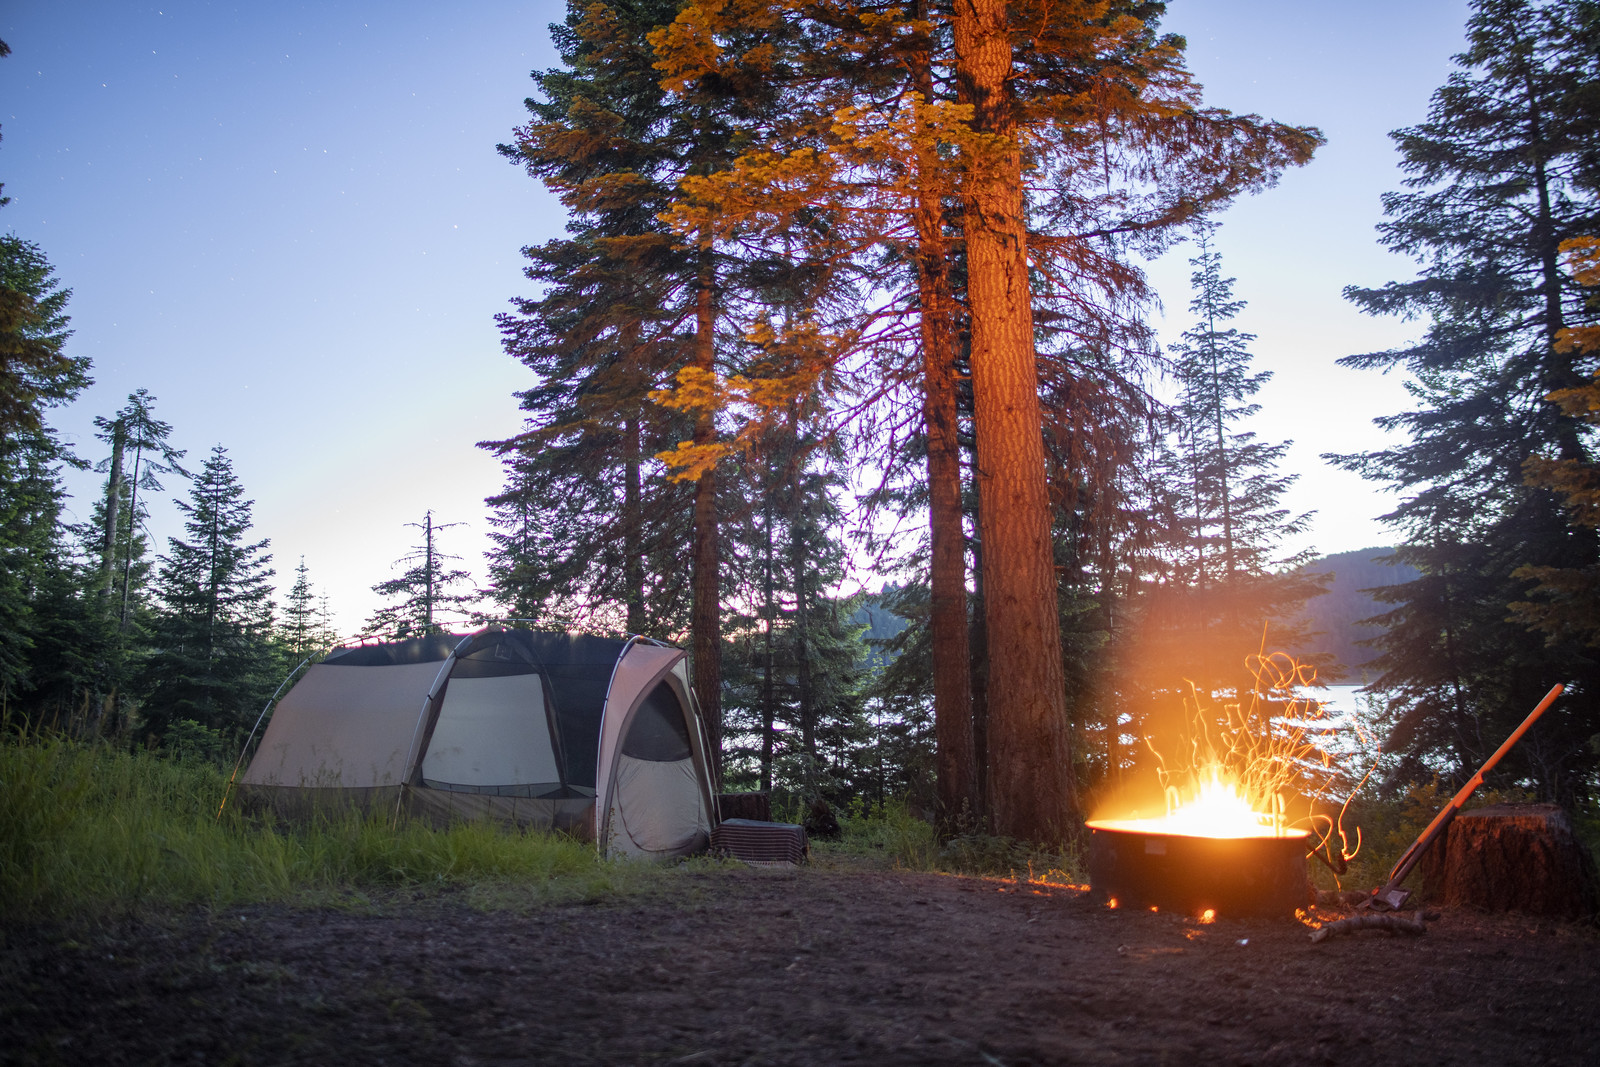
[420,668,567,799]
[622,682,693,762]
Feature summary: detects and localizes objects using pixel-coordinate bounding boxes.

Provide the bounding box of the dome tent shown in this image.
[236,627,718,860]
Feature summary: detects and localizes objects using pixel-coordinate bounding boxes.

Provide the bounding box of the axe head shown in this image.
[1359,885,1412,911]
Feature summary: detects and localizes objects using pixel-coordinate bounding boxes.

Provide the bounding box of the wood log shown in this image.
[1418,803,1598,918]
[1310,912,1428,944]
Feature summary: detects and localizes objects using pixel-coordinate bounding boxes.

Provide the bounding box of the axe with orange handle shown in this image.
[1364,683,1566,911]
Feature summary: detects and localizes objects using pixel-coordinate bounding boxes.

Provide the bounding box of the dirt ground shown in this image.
[3,864,1597,1066]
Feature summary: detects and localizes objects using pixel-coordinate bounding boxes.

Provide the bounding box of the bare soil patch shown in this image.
[4,865,1597,1065]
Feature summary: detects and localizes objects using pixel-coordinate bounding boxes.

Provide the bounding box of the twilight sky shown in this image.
[0,0,1471,637]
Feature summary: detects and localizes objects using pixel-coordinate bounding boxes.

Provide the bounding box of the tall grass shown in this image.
[1,735,632,920]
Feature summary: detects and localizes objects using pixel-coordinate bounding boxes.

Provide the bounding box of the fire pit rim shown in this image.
[1084,817,1311,841]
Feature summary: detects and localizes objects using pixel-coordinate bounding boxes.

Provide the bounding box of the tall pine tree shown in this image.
[650,0,1321,840]
[0,232,89,713]
[485,0,696,639]
[1335,0,1600,801]
[92,390,187,628]
[364,511,477,639]
[1152,222,1322,683]
[139,446,277,744]
[281,556,336,658]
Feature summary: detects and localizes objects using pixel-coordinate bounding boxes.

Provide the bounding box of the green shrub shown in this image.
[161,719,228,765]
[822,798,1085,883]
[829,798,940,868]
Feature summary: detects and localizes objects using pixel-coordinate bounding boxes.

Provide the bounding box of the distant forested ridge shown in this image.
[1294,548,1419,678]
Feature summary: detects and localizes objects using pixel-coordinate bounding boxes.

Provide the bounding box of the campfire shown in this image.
[1087,653,1354,918]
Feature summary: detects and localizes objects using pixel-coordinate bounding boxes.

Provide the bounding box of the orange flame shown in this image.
[1091,650,1360,846]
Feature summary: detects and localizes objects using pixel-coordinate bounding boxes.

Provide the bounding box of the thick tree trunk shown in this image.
[691,247,723,786]
[789,467,816,790]
[623,413,645,635]
[913,8,978,832]
[99,419,125,600]
[760,497,776,793]
[1420,803,1599,918]
[120,448,145,630]
[953,0,1078,843]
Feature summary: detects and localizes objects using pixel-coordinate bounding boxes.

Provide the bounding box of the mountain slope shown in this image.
[1295,547,1419,678]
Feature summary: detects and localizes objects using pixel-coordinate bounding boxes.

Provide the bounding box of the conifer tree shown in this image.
[10,526,118,733]
[1095,226,1328,796]
[495,0,801,776]
[1154,223,1322,678]
[139,446,277,743]
[650,0,985,822]
[486,0,696,639]
[0,234,87,443]
[721,425,872,799]
[58,484,156,735]
[1335,0,1600,801]
[282,556,336,658]
[92,390,186,627]
[0,232,87,710]
[0,431,76,710]
[1513,238,1600,645]
[1035,351,1174,791]
[651,0,1321,840]
[364,511,476,639]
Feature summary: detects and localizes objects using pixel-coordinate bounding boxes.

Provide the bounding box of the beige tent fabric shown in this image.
[593,642,681,842]
[240,661,445,789]
[595,645,716,858]
[609,755,711,858]
[668,658,719,811]
[420,674,560,789]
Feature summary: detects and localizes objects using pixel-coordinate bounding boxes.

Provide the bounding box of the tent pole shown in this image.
[393,631,476,828]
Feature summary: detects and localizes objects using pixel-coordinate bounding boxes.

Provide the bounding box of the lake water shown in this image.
[1314,684,1372,717]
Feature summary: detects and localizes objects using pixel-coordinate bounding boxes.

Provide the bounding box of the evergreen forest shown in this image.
[5,0,1600,847]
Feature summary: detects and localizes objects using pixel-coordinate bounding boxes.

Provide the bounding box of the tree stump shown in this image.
[1419,803,1598,918]
[804,797,843,840]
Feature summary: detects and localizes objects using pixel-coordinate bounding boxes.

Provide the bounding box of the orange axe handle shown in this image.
[1380,682,1565,895]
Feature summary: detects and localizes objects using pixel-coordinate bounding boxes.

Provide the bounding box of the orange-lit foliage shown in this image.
[645,0,1322,476]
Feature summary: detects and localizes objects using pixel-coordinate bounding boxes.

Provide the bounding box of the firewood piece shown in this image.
[1309,912,1427,944]
[1418,803,1599,918]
